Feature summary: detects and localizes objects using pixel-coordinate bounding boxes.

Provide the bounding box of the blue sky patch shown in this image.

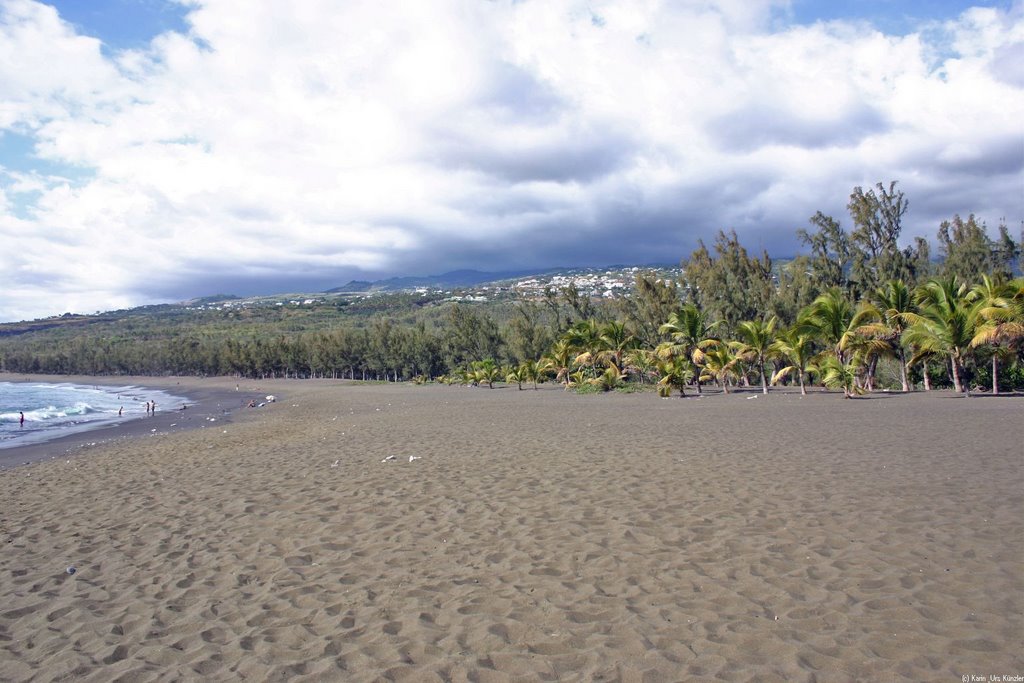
[789,0,1010,34]
[46,0,190,53]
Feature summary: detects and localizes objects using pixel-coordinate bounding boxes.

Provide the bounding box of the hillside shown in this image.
[0,263,680,356]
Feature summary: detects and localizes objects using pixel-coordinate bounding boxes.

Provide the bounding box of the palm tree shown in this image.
[770,326,817,395]
[599,320,637,373]
[904,276,977,394]
[520,359,542,390]
[505,364,527,390]
[798,289,857,363]
[624,348,657,384]
[565,319,603,377]
[590,365,624,392]
[852,279,916,392]
[567,368,588,390]
[472,359,502,389]
[657,356,695,397]
[732,316,778,394]
[699,341,740,393]
[543,339,575,387]
[658,304,720,394]
[969,275,1024,394]
[820,355,864,399]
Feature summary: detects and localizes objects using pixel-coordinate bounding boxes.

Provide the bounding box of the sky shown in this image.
[0,0,1022,322]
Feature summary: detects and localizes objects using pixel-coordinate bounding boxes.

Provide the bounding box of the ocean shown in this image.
[0,382,187,449]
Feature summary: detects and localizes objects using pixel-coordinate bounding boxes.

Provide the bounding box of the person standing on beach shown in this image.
[145,401,151,415]
[151,400,156,414]
[19,411,24,427]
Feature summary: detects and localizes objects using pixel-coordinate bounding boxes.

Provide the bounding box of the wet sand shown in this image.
[1,378,1021,681]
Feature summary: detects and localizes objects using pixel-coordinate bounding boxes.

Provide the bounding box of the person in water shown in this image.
[19,411,25,427]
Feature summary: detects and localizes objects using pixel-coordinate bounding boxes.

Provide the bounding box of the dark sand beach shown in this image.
[1,378,1021,681]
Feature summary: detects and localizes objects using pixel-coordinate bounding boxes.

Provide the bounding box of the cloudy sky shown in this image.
[1,0,1021,321]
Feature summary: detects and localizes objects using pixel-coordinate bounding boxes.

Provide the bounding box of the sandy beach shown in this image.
[1,377,1021,682]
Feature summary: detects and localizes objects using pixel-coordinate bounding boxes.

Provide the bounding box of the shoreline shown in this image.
[0,374,278,470]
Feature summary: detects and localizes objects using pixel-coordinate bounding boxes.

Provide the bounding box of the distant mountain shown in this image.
[326,268,563,293]
[186,294,241,305]
[328,280,375,293]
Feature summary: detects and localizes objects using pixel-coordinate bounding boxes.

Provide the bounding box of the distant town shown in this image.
[182,265,684,313]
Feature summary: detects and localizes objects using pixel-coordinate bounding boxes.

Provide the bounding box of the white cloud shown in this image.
[0,0,1021,321]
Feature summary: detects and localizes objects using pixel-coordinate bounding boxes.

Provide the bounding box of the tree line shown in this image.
[2,181,1021,394]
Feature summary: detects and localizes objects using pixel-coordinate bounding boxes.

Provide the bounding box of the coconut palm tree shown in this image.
[820,355,864,399]
[565,319,603,377]
[969,275,1024,394]
[590,365,624,392]
[852,279,916,392]
[770,326,817,395]
[472,359,502,389]
[624,348,657,384]
[699,341,740,393]
[840,323,893,393]
[519,359,542,390]
[658,304,720,394]
[732,316,778,394]
[599,320,637,373]
[505,364,527,390]
[657,356,696,397]
[904,276,977,394]
[543,339,575,387]
[798,289,857,363]
[567,368,588,390]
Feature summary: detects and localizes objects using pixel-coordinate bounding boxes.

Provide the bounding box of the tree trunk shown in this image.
[899,349,910,392]
[798,369,806,396]
[923,361,931,391]
[992,355,999,395]
[950,356,963,394]
[760,360,768,394]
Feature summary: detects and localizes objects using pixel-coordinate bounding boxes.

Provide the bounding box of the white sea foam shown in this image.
[0,382,186,449]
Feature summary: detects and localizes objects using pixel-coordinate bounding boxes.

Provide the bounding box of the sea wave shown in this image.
[1,403,99,423]
[0,382,188,449]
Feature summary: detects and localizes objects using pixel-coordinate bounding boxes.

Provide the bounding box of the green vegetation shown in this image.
[2,181,1022,395]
